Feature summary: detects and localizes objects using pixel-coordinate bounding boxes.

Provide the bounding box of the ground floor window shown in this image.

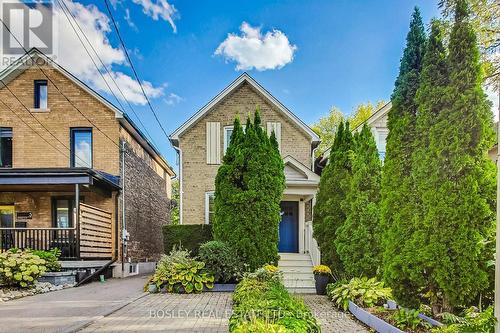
[52,198,74,228]
[205,192,215,225]
[0,205,14,227]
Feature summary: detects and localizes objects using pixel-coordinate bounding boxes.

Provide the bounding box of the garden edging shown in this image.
[348,301,404,333]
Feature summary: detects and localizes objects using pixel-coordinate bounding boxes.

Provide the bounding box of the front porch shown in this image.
[0,168,120,260]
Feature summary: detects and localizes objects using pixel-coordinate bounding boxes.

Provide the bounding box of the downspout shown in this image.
[172,145,183,225]
[121,141,126,273]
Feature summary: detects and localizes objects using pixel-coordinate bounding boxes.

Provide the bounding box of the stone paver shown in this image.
[0,275,148,333]
[300,294,369,333]
[79,292,233,333]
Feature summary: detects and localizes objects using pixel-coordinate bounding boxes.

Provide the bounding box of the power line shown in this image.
[103,0,170,141]
[55,0,158,148]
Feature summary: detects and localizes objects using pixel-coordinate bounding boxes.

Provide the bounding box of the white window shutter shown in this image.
[206,122,221,164]
[267,122,281,152]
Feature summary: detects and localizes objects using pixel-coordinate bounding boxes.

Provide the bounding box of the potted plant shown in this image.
[313,265,331,295]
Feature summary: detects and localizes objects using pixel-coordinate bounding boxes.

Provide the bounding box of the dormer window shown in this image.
[34,80,48,109]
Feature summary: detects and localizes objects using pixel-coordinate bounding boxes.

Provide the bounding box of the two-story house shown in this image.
[170,73,321,292]
[0,48,175,278]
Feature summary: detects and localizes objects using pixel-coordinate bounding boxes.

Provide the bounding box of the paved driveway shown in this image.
[0,275,148,333]
[80,292,233,333]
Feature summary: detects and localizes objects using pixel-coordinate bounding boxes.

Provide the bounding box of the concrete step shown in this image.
[279,265,313,273]
[287,287,317,294]
[278,260,313,267]
[282,272,315,280]
[284,279,315,289]
[279,253,312,261]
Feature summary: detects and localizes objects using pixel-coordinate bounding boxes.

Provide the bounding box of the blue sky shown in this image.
[65,0,441,167]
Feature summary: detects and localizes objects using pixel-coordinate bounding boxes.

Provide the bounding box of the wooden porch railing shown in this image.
[305,221,321,266]
[0,227,77,260]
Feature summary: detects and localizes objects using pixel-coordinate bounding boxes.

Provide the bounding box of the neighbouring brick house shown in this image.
[170,73,322,269]
[0,48,175,277]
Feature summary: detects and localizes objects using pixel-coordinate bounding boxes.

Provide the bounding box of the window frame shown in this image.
[51,197,74,228]
[34,80,48,109]
[0,127,13,168]
[205,191,215,225]
[70,127,93,168]
[223,126,233,154]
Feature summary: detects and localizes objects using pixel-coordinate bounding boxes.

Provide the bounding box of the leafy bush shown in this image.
[243,264,282,284]
[434,307,496,333]
[327,277,393,310]
[390,308,431,331]
[32,248,61,272]
[230,267,320,333]
[163,224,212,255]
[148,247,214,294]
[197,241,246,283]
[232,319,287,333]
[0,249,47,288]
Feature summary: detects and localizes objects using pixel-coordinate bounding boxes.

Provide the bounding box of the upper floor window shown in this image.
[70,128,92,168]
[223,126,233,153]
[34,80,48,109]
[0,127,12,168]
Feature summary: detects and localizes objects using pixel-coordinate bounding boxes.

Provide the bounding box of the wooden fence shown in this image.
[79,203,113,259]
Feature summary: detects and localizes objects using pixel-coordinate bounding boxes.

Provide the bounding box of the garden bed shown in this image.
[0,281,73,302]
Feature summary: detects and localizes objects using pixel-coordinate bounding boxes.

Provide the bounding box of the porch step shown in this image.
[278,252,315,294]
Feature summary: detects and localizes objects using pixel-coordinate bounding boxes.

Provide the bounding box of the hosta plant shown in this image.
[0,249,47,288]
[151,260,215,294]
[327,277,393,310]
[390,308,432,331]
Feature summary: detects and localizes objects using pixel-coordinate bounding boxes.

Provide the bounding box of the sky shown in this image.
[4,0,453,169]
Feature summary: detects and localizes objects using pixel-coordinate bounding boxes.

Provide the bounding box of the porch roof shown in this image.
[0,168,120,191]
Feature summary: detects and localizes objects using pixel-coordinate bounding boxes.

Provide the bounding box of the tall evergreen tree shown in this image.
[335,124,382,277]
[313,120,353,270]
[381,7,427,305]
[409,20,450,311]
[213,109,285,271]
[420,0,496,309]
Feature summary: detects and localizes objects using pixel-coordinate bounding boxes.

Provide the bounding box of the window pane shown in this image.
[35,81,48,109]
[55,200,71,228]
[72,129,92,167]
[39,84,48,109]
[0,128,12,168]
[207,193,215,224]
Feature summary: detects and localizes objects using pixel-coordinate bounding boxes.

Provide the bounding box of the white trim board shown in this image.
[169,73,320,145]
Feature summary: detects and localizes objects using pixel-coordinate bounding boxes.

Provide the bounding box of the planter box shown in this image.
[348,301,404,333]
[418,313,442,327]
[206,283,236,292]
[38,271,76,286]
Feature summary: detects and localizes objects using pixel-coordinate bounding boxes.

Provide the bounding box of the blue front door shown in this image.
[278,201,299,253]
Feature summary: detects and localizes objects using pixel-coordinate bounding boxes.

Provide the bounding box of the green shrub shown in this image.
[213,111,285,271]
[32,248,61,272]
[197,241,245,283]
[327,277,393,311]
[163,224,212,255]
[0,249,47,288]
[434,307,496,333]
[390,308,431,331]
[230,266,320,333]
[148,247,214,294]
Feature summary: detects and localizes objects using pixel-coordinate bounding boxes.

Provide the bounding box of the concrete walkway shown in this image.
[300,294,369,333]
[80,292,233,333]
[0,275,148,333]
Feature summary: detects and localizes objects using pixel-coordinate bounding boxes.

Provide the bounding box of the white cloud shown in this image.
[164,92,183,106]
[124,8,138,31]
[1,0,166,105]
[131,0,178,33]
[215,22,297,71]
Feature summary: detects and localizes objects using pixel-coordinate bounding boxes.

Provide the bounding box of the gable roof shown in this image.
[284,155,320,186]
[352,101,392,132]
[169,73,320,145]
[0,48,174,176]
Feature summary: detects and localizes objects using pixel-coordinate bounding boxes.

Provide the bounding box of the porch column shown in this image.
[298,199,305,254]
[75,184,80,259]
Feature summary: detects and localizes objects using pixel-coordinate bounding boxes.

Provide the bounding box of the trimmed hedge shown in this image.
[163,225,213,255]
